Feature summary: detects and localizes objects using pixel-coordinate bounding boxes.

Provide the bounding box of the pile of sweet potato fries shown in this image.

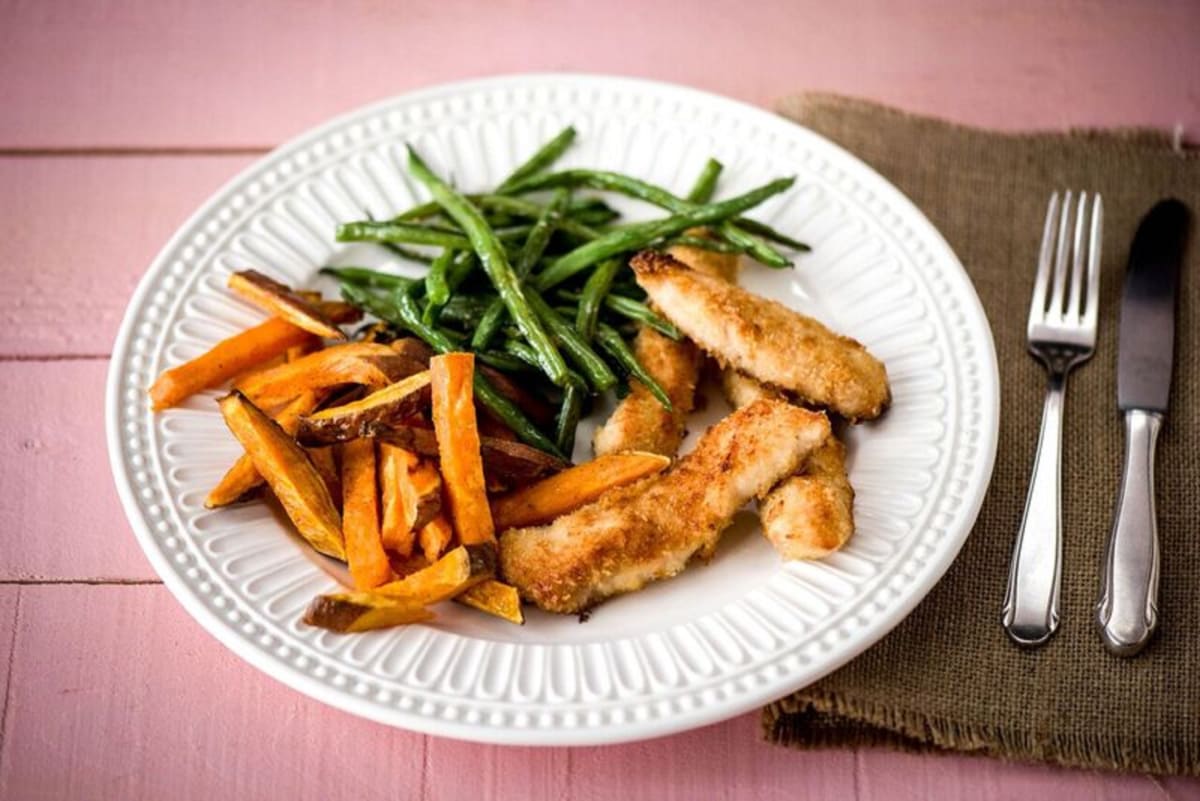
[149,270,668,632]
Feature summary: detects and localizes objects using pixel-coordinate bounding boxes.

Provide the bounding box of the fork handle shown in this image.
[1002,371,1066,647]
[1096,409,1161,657]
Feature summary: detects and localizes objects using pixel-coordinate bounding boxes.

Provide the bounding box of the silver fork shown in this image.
[1002,190,1103,647]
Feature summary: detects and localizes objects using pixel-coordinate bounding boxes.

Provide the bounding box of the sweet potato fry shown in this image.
[375,543,495,603]
[340,438,392,589]
[228,269,347,340]
[307,446,341,510]
[367,422,567,485]
[379,444,420,555]
[205,389,325,508]
[456,580,524,625]
[150,318,318,411]
[418,515,454,561]
[430,354,494,545]
[294,371,432,446]
[391,337,435,365]
[218,391,345,560]
[303,592,432,633]
[490,451,671,531]
[236,342,425,408]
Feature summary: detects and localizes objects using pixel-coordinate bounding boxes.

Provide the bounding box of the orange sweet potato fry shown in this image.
[340,438,392,589]
[375,543,494,603]
[430,354,495,546]
[308,446,341,510]
[490,451,671,531]
[236,342,424,408]
[150,318,319,411]
[218,392,344,560]
[418,514,454,561]
[303,592,432,633]
[206,389,325,508]
[228,269,347,340]
[379,444,420,556]
[456,580,524,625]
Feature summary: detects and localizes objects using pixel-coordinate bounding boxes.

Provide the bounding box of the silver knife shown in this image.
[1097,198,1190,657]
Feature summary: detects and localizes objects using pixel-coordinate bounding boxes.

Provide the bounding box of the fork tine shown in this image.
[1028,192,1060,325]
[1065,191,1089,321]
[1082,194,1104,332]
[1047,189,1073,319]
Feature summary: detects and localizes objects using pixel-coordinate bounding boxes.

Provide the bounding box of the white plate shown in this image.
[107,74,999,745]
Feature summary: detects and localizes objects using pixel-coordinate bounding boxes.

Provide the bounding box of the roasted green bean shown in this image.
[595,323,672,410]
[532,177,795,290]
[407,146,570,388]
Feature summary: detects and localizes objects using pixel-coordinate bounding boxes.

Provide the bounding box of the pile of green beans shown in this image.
[327,126,809,457]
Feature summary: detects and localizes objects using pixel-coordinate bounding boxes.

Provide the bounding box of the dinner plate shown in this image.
[106,74,999,745]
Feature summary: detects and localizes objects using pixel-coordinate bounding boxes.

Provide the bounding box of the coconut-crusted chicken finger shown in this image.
[591,236,739,457]
[631,251,890,421]
[721,371,855,559]
[500,399,832,614]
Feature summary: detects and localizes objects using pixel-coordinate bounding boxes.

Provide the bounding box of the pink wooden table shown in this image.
[2,1,1198,798]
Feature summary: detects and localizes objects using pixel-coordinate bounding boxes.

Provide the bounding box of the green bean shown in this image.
[474,351,532,372]
[732,217,811,251]
[524,289,617,392]
[407,146,570,388]
[381,243,437,264]
[339,282,562,457]
[575,257,620,341]
[337,220,471,249]
[445,251,478,291]
[437,294,493,327]
[471,189,571,352]
[496,126,577,194]
[554,375,586,456]
[504,169,794,268]
[421,249,455,325]
[557,290,681,340]
[532,177,795,290]
[595,323,673,410]
[475,195,598,241]
[663,234,745,253]
[685,158,723,204]
[501,338,542,369]
[319,266,415,290]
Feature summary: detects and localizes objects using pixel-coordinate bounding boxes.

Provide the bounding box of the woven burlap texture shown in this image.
[763,94,1199,775]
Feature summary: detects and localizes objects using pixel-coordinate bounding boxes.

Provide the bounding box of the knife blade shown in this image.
[1097,198,1190,657]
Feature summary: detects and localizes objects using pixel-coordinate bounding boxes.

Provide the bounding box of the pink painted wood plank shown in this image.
[0,155,253,357]
[424,712,857,801]
[0,360,156,581]
[0,587,20,740]
[1,0,1196,149]
[3,586,1197,801]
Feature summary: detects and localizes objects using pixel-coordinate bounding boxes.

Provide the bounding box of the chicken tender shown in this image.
[592,236,739,457]
[631,251,890,421]
[592,327,701,457]
[759,438,854,559]
[720,370,856,560]
[501,399,831,614]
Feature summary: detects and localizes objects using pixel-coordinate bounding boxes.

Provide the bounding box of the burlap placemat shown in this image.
[763,94,1199,775]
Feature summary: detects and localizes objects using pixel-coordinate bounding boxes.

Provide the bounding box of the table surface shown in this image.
[2,1,1198,798]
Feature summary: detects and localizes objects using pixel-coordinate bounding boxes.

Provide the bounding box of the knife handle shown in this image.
[1097,409,1162,657]
[1002,371,1066,647]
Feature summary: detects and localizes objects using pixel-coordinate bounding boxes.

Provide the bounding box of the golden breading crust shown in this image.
[631,251,890,421]
[591,237,738,457]
[500,399,831,614]
[720,370,856,560]
[592,327,701,457]
[759,437,854,559]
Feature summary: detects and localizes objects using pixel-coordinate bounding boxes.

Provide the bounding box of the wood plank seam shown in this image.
[0,353,110,362]
[0,147,271,157]
[0,579,162,586]
[0,587,21,758]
